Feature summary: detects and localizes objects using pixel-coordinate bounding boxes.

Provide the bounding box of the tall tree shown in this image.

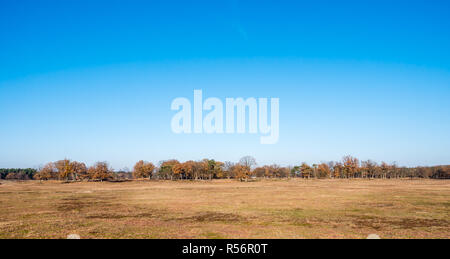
[54,159,73,181]
[239,156,257,169]
[88,162,112,181]
[133,160,156,179]
[300,163,313,179]
[233,164,251,182]
[223,161,235,179]
[291,166,301,178]
[361,160,377,179]
[71,161,87,180]
[35,163,55,181]
[159,160,180,180]
[380,162,390,179]
[332,162,343,178]
[342,156,359,178]
[206,160,223,179]
[317,163,331,178]
[173,161,194,180]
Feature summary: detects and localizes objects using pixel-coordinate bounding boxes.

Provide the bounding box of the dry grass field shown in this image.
[0,179,448,239]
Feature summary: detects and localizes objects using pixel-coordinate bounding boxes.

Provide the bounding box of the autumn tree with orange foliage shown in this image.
[88,162,112,181]
[317,163,331,178]
[173,161,195,180]
[10,154,450,182]
[342,156,359,178]
[133,160,156,179]
[54,159,73,181]
[158,160,180,180]
[72,161,87,180]
[233,164,251,181]
[35,162,56,181]
[361,160,377,178]
[300,163,313,178]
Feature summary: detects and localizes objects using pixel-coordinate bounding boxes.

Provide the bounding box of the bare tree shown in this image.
[239,156,256,169]
[223,161,235,179]
[361,160,377,179]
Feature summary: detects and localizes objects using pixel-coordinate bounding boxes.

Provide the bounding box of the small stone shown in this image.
[67,234,81,239]
[367,234,381,239]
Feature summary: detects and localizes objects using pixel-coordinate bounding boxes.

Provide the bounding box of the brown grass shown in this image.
[0,179,448,239]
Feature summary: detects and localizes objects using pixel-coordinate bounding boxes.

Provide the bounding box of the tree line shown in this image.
[0,168,37,180]
[1,156,449,181]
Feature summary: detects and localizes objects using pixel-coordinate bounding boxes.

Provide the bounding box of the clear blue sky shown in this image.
[1,0,450,169]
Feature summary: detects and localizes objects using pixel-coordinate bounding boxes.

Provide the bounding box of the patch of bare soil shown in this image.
[56,196,114,212]
[349,215,449,230]
[186,212,246,223]
[85,210,163,220]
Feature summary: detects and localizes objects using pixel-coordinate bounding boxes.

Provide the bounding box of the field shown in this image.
[0,179,448,239]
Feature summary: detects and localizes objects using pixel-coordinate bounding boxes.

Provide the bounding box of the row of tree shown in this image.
[1,156,449,181]
[0,168,37,180]
[32,160,111,181]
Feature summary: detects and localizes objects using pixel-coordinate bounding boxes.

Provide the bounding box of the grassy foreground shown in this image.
[0,179,448,239]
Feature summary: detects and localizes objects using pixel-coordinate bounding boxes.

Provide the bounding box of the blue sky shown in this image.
[1,0,450,169]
